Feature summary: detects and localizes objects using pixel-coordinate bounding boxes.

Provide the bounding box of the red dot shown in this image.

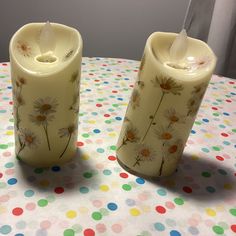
[134,70,138,72]
[104,114,110,117]
[216,155,224,161]
[119,172,129,178]
[112,90,118,93]
[9,101,13,105]
[84,228,95,236]
[117,74,121,77]
[234,173,236,177]
[54,187,64,194]
[231,224,236,233]
[229,81,235,84]
[0,173,3,178]
[212,107,218,110]
[102,64,107,67]
[77,141,84,147]
[94,79,100,82]
[221,133,229,137]
[12,207,23,216]
[155,205,166,214]
[226,99,232,103]
[129,85,134,88]
[108,155,116,161]
[183,186,192,193]
[2,63,7,66]
[89,73,94,76]
[96,104,102,107]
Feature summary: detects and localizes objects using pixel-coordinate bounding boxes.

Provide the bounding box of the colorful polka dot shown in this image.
[107,202,118,211]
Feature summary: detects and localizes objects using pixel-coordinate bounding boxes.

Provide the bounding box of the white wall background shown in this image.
[0,0,189,62]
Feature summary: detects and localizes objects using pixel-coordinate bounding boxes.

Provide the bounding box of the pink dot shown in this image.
[0,194,10,202]
[111,224,122,233]
[205,219,214,227]
[222,153,230,159]
[165,201,175,209]
[0,173,3,178]
[25,202,36,211]
[93,200,103,208]
[40,220,51,229]
[3,151,11,157]
[155,205,166,214]
[83,228,95,236]
[12,207,23,216]
[192,213,201,221]
[96,163,104,169]
[188,218,199,226]
[59,221,69,228]
[96,223,106,233]
[138,192,149,201]
[5,169,15,175]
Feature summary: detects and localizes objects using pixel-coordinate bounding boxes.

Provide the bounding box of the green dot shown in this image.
[92,211,102,220]
[174,197,184,205]
[216,99,222,102]
[34,168,44,174]
[37,199,48,207]
[122,184,132,191]
[194,121,201,125]
[0,144,8,149]
[202,147,210,153]
[72,224,82,233]
[105,120,112,124]
[83,172,93,178]
[202,171,211,177]
[229,208,236,216]
[212,146,221,151]
[97,148,105,153]
[213,112,220,117]
[0,182,7,188]
[46,194,56,203]
[63,229,75,236]
[112,104,119,107]
[110,145,116,151]
[9,118,14,123]
[212,225,224,234]
[97,98,104,101]
[232,129,236,133]
[82,133,89,138]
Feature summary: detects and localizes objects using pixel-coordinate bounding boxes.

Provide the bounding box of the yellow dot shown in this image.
[224,120,231,125]
[216,205,225,212]
[224,183,233,190]
[0,206,7,214]
[78,206,89,214]
[140,205,151,213]
[99,185,109,192]
[66,210,77,219]
[81,154,90,160]
[111,181,119,188]
[108,132,116,137]
[130,208,141,216]
[204,133,213,138]
[6,130,13,135]
[205,208,216,217]
[88,120,96,124]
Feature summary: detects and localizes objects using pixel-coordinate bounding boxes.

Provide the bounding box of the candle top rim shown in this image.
[9,22,83,76]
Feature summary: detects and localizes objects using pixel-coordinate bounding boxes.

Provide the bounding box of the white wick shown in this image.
[169,29,188,62]
[39,21,56,55]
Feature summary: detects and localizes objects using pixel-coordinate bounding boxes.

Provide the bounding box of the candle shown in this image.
[9,22,83,167]
[116,30,216,178]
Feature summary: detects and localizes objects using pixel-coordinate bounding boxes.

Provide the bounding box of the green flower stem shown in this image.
[43,124,51,151]
[141,92,165,142]
[59,133,72,158]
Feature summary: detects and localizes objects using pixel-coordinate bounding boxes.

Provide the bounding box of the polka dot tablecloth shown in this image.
[0,58,236,236]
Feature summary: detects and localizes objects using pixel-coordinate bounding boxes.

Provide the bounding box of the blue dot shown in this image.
[93,129,101,133]
[115,117,122,121]
[136,177,145,184]
[157,188,167,196]
[117,98,123,101]
[223,141,230,145]
[206,186,215,193]
[4,162,14,168]
[191,130,196,134]
[51,166,61,172]
[218,169,227,175]
[125,198,136,206]
[86,89,91,92]
[0,225,12,234]
[230,92,236,95]
[7,178,17,185]
[79,186,89,193]
[124,78,129,80]
[219,124,226,128]
[223,112,230,116]
[234,144,236,149]
[15,234,24,236]
[97,148,105,153]
[202,118,209,122]
[170,230,181,236]
[201,148,210,153]
[107,202,118,211]
[7,86,12,89]
[92,112,98,116]
[154,222,165,231]
[104,81,109,84]
[24,189,34,197]
[103,169,112,175]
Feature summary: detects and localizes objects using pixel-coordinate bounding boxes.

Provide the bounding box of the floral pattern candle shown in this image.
[9,22,82,167]
[116,30,216,177]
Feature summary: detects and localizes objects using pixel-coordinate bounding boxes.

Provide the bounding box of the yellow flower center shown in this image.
[162,132,172,140]
[168,145,178,154]
[127,130,135,141]
[36,115,46,121]
[140,148,150,157]
[25,135,34,144]
[41,104,52,112]
[170,115,179,122]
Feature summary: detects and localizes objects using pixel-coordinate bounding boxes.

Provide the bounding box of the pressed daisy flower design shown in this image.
[30,97,58,150]
[154,126,174,142]
[17,128,40,156]
[159,139,184,176]
[189,56,212,70]
[33,97,58,115]
[16,41,32,57]
[116,122,140,151]
[164,108,186,127]
[130,88,140,109]
[133,144,156,167]
[70,90,80,113]
[58,124,77,158]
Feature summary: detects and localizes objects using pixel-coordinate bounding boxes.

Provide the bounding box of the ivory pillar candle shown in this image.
[116,31,216,178]
[9,22,82,167]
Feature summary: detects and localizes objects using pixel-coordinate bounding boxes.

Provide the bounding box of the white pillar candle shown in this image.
[116,31,216,178]
[9,22,83,167]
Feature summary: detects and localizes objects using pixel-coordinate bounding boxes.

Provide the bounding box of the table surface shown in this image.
[0,58,236,236]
